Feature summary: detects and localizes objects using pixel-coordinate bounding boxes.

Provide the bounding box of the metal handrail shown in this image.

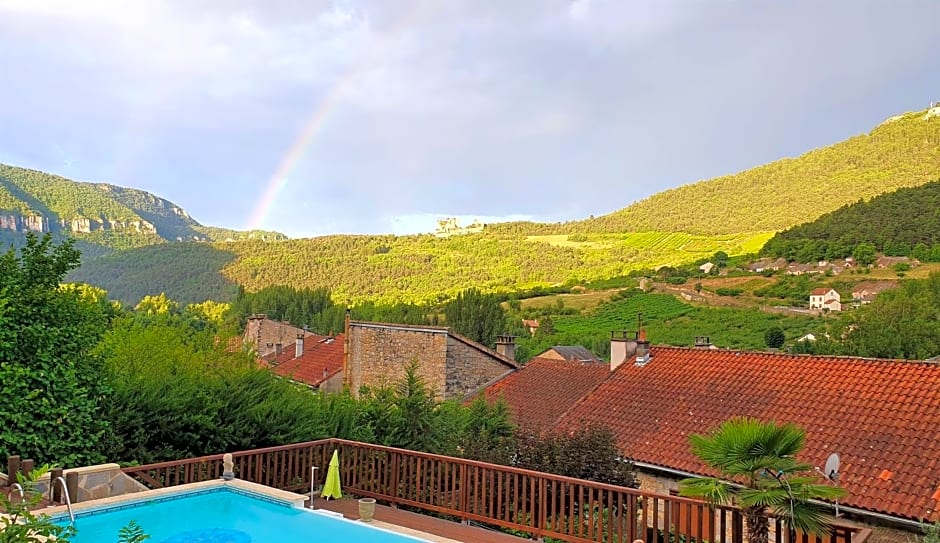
[52,476,75,524]
[11,483,25,501]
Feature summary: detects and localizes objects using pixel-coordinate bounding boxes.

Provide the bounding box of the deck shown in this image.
[311,497,531,543]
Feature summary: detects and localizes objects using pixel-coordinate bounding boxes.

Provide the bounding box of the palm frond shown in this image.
[678,477,732,505]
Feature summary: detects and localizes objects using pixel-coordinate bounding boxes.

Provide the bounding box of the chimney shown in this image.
[495,335,517,360]
[694,336,712,349]
[295,333,304,358]
[635,328,651,366]
[610,330,638,371]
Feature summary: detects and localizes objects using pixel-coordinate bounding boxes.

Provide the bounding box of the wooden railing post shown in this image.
[732,509,744,543]
[65,471,79,504]
[6,455,20,485]
[50,468,63,502]
[21,459,34,478]
[390,452,400,509]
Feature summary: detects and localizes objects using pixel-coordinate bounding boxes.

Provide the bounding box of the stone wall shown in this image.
[347,323,449,397]
[18,463,148,503]
[319,371,344,394]
[444,336,514,399]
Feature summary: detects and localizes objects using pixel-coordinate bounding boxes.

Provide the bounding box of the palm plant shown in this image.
[679,417,846,543]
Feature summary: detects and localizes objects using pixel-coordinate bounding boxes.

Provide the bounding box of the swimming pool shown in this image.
[52,485,432,542]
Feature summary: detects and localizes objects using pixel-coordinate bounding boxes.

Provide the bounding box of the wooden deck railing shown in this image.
[122,439,864,543]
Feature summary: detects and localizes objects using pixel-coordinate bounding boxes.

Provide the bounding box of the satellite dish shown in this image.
[824,453,840,481]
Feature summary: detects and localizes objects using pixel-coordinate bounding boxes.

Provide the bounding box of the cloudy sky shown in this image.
[1,1,938,237]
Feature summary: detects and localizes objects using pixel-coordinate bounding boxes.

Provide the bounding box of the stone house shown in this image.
[851,281,897,304]
[344,320,517,400]
[265,333,345,393]
[482,335,940,540]
[809,287,841,311]
[536,345,603,363]
[243,314,317,358]
[876,255,919,269]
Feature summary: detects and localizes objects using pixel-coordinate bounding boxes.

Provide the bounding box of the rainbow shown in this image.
[247,3,431,231]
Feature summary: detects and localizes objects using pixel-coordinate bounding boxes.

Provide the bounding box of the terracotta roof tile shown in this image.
[482,357,610,432]
[520,346,940,522]
[267,334,345,387]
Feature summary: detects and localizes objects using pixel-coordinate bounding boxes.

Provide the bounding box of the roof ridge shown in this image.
[649,345,939,365]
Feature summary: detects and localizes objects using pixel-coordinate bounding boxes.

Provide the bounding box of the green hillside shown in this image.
[0,164,285,251]
[762,180,940,262]
[66,243,239,306]
[70,230,770,305]
[490,108,940,236]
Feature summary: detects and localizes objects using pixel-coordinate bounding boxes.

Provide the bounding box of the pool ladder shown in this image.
[50,476,75,525]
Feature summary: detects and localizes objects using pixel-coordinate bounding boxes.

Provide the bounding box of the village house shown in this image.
[851,281,897,304]
[809,287,841,311]
[876,255,919,269]
[521,318,540,336]
[748,257,787,273]
[265,333,345,392]
[535,345,603,363]
[481,333,940,540]
[247,315,517,399]
[699,262,715,274]
[242,314,318,358]
[344,320,517,399]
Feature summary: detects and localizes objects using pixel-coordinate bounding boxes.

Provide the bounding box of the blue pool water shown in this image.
[53,488,430,543]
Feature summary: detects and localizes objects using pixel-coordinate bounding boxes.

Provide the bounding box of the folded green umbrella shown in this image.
[320,450,342,500]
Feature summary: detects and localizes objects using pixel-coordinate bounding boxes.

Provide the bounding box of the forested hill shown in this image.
[0,164,285,251]
[489,107,940,236]
[761,180,940,262]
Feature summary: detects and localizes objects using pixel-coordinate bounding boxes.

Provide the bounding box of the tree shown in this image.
[679,418,845,543]
[852,243,877,267]
[135,293,179,315]
[0,234,111,465]
[840,273,940,359]
[764,327,785,349]
[443,288,506,347]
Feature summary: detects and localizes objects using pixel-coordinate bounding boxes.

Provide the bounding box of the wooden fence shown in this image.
[122,439,864,543]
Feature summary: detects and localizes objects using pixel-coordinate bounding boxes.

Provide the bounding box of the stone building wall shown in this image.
[319,371,344,394]
[444,336,514,399]
[347,323,449,397]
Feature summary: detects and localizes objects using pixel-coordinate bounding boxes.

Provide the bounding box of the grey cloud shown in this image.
[0,0,938,237]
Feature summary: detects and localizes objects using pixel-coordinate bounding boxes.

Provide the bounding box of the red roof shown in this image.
[553,347,940,522]
[810,287,834,295]
[267,334,345,387]
[481,357,610,431]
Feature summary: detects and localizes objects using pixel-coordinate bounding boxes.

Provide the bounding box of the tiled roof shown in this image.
[810,287,833,295]
[546,346,603,363]
[556,347,940,522]
[481,357,610,431]
[267,334,345,387]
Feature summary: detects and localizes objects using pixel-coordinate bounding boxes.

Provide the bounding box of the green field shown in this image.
[515,292,822,360]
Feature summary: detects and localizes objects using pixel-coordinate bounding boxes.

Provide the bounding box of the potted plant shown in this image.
[358,497,376,522]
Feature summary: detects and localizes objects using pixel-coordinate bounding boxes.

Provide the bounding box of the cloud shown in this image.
[1,0,939,237]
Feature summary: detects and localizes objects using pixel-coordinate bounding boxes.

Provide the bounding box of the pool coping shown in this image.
[41,479,451,542]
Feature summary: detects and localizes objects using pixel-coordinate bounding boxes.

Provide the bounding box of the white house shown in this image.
[809,288,841,311]
[699,262,715,274]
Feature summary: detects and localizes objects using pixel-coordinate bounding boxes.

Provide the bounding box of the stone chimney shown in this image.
[635,328,651,366]
[495,335,516,360]
[610,330,638,371]
[694,336,712,349]
[295,334,304,358]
